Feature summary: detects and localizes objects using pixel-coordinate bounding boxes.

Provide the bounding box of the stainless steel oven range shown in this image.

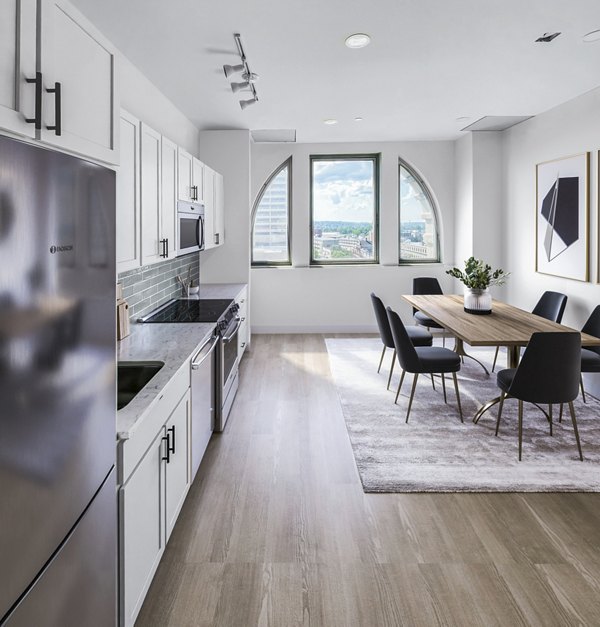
[139,298,241,431]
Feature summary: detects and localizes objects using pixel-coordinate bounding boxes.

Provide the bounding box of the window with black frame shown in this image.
[398,160,441,263]
[310,154,379,264]
[251,158,291,266]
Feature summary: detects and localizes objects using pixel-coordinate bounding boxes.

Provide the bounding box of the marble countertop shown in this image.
[116,283,247,440]
[117,322,214,439]
[191,283,247,300]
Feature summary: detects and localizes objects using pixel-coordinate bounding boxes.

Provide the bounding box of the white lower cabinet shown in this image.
[119,385,191,627]
[237,286,248,358]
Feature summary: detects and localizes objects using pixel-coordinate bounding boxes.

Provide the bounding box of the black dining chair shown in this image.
[580,305,600,403]
[386,306,463,423]
[412,277,446,344]
[494,332,582,461]
[492,291,568,372]
[371,293,433,390]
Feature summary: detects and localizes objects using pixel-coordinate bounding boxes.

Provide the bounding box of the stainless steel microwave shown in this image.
[177,200,205,255]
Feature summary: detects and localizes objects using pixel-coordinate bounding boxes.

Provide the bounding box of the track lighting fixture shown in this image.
[223,63,245,78]
[223,33,259,110]
[239,97,257,110]
[230,81,250,93]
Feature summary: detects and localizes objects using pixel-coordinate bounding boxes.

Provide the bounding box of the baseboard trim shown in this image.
[252,325,379,334]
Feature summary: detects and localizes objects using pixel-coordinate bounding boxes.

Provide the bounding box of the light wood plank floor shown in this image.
[137,334,600,627]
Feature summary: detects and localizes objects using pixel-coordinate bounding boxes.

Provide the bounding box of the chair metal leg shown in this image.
[559,403,563,423]
[491,346,500,373]
[568,401,583,461]
[394,369,406,404]
[386,349,396,390]
[405,374,419,423]
[452,372,463,423]
[377,345,386,373]
[548,404,553,437]
[495,392,506,436]
[580,375,587,403]
[442,331,446,348]
[518,400,523,461]
[430,373,436,390]
[441,373,447,403]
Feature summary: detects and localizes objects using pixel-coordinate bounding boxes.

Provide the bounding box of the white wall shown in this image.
[502,86,600,395]
[250,140,455,332]
[454,134,473,266]
[198,130,251,285]
[119,54,199,154]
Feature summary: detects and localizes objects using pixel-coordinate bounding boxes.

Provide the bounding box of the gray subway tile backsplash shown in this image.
[118,252,199,320]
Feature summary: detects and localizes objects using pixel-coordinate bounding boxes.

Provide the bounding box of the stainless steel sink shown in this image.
[117,361,164,410]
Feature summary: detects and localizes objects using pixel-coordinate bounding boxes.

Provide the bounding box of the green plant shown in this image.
[446,257,509,289]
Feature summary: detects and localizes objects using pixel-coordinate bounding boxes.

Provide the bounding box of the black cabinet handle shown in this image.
[160,238,168,258]
[214,233,219,245]
[168,426,175,454]
[165,238,169,257]
[25,72,42,130]
[161,434,170,463]
[46,82,62,136]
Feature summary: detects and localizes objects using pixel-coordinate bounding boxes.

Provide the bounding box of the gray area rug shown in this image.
[325,337,600,492]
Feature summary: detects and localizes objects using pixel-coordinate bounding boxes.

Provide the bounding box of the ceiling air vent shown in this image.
[460,116,533,132]
[251,129,297,143]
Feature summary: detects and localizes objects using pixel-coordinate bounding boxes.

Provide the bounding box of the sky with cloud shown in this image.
[312,160,430,223]
[312,160,374,223]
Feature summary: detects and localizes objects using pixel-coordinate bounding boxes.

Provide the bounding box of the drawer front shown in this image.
[119,360,190,483]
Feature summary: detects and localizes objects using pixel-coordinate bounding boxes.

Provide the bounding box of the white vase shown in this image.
[464,287,492,315]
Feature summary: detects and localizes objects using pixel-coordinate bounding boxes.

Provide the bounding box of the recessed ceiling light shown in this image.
[583,29,600,42]
[354,117,364,122]
[323,119,338,125]
[345,33,371,49]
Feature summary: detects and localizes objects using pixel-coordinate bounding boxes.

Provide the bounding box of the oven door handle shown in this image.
[191,335,219,369]
[222,316,241,343]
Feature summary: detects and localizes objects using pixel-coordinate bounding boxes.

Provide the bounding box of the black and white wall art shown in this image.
[536,153,589,281]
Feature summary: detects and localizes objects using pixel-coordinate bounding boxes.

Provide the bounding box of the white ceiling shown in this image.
[71,0,600,143]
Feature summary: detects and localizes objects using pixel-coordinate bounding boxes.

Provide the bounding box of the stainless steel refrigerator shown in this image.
[0,135,116,626]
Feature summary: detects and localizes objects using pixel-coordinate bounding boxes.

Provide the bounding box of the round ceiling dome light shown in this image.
[583,29,600,42]
[354,117,364,122]
[345,33,371,49]
[323,119,338,125]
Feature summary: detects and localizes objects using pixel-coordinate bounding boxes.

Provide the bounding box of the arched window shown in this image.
[251,158,291,265]
[398,159,440,263]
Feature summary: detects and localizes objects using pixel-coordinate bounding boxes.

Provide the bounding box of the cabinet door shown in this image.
[165,391,190,540]
[38,0,118,163]
[202,165,215,250]
[116,111,141,272]
[192,157,204,203]
[0,0,37,138]
[214,172,225,247]
[160,136,177,260]
[120,430,166,627]
[177,148,193,201]
[140,122,162,267]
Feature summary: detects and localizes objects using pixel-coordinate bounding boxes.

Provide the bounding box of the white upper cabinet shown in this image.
[140,122,162,267]
[38,0,118,163]
[192,157,204,203]
[116,111,141,273]
[160,137,178,260]
[177,148,194,202]
[203,165,215,250]
[214,171,224,247]
[0,0,37,138]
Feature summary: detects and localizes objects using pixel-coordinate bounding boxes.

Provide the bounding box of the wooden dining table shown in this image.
[402,294,600,421]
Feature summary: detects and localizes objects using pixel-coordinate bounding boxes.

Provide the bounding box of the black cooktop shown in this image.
[141,299,234,323]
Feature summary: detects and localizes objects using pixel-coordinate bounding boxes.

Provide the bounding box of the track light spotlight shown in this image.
[223,63,245,78]
[231,81,250,93]
[239,97,257,110]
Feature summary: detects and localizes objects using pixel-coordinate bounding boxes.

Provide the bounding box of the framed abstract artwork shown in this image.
[536,152,589,282]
